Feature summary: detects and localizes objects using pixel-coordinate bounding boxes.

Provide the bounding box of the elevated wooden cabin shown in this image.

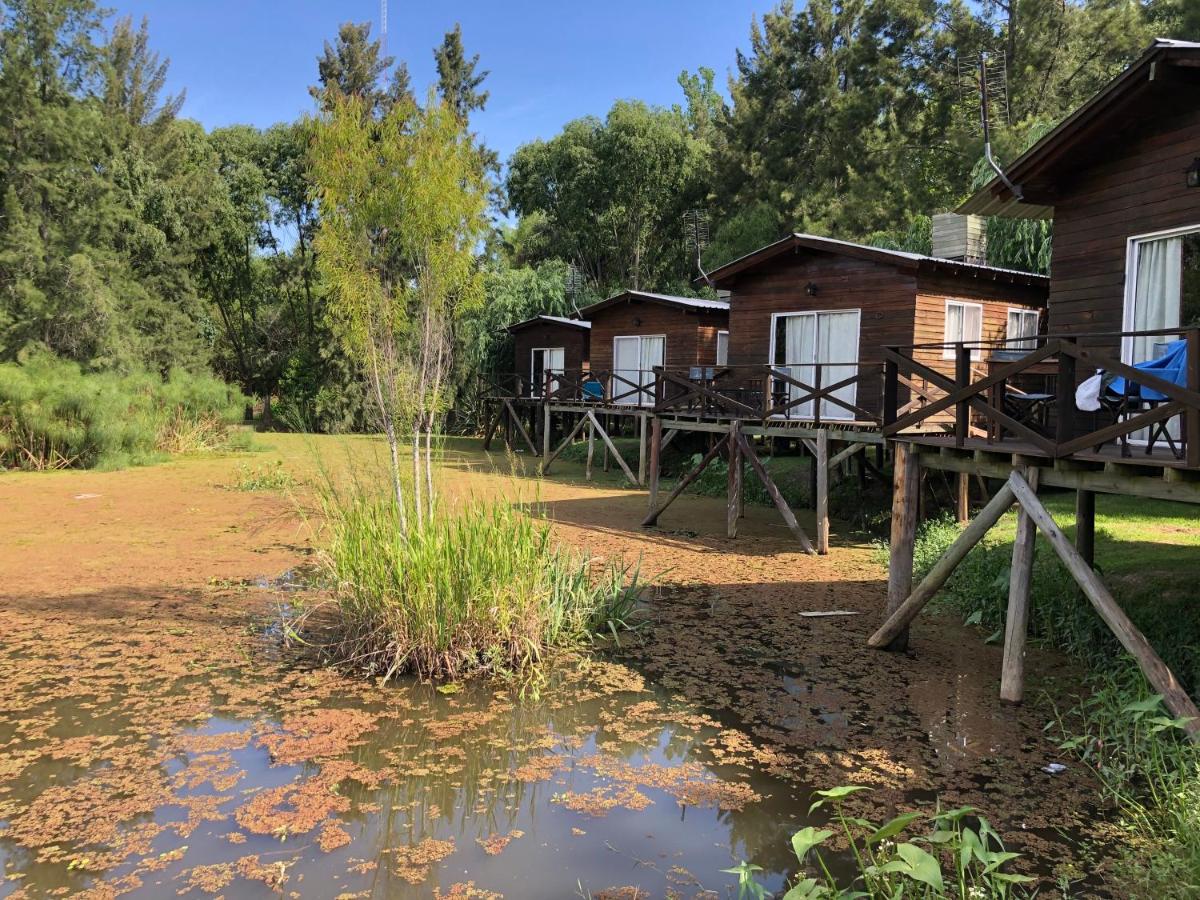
[505,314,590,397]
[701,233,1047,423]
[960,38,1200,360]
[579,291,730,405]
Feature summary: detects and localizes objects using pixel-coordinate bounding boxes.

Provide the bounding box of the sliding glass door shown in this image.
[612,335,664,405]
[770,310,861,420]
[530,347,565,397]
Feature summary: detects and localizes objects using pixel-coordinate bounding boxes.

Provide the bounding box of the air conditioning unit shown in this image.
[932,213,986,265]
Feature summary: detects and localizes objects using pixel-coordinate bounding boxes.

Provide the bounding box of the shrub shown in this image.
[313,483,643,681]
[0,353,246,470]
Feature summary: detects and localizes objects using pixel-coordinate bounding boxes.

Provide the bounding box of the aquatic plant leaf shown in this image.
[894,843,943,890]
[866,812,922,845]
[790,826,834,861]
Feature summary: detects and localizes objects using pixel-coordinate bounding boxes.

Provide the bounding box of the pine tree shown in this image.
[434,23,489,120]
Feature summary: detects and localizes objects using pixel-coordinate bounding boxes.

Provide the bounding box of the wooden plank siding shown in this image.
[586,299,728,374]
[510,322,589,390]
[721,251,1046,419]
[1047,106,1200,347]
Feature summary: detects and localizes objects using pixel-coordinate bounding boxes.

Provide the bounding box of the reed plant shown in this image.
[313,476,643,681]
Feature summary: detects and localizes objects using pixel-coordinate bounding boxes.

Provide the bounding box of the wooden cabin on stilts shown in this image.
[872,38,1200,737]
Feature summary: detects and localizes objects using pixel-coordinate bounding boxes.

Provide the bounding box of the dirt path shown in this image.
[0,434,1107,896]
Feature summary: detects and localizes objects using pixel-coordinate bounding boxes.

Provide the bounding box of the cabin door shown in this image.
[771,310,861,420]
[531,347,565,397]
[1122,226,1200,441]
[613,335,664,405]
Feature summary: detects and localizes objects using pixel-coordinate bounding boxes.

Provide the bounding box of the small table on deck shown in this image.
[985,353,1058,443]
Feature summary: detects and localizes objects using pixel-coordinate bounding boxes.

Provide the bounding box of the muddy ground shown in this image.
[0,434,1113,898]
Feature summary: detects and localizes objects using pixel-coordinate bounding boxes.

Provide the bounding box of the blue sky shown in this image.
[105,1,778,165]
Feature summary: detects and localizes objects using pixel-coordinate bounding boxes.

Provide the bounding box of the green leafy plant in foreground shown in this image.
[731,786,1034,899]
[226,460,297,492]
[313,480,644,681]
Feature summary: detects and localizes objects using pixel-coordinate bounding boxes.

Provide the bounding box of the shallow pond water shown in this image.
[0,604,832,899]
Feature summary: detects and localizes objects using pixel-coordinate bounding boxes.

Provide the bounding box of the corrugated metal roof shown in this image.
[505,314,591,333]
[579,291,730,317]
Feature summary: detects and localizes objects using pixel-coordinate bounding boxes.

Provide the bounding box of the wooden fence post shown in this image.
[816,428,830,554]
[955,343,971,448]
[883,440,920,651]
[1057,341,1077,448]
[1001,465,1040,703]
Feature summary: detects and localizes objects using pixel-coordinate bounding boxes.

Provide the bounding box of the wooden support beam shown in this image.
[828,441,864,470]
[504,400,539,456]
[727,421,741,538]
[647,416,662,513]
[661,427,680,451]
[1000,466,1039,703]
[585,415,595,480]
[642,433,730,527]
[737,432,816,554]
[543,404,551,461]
[815,428,830,555]
[1007,472,1200,739]
[587,411,637,485]
[1075,489,1095,569]
[638,414,648,486]
[481,403,501,451]
[870,481,1017,649]
[541,413,588,474]
[884,441,920,652]
[956,470,970,524]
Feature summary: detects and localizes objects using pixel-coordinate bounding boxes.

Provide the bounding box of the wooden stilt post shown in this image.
[1007,472,1200,739]
[647,416,662,514]
[585,415,595,481]
[808,440,819,509]
[737,432,816,554]
[543,404,551,460]
[956,471,970,524]
[541,413,588,474]
[587,411,637,485]
[727,421,741,538]
[870,480,1017,649]
[1000,465,1040,703]
[481,403,500,451]
[643,434,730,527]
[637,414,648,486]
[883,441,921,652]
[815,429,830,554]
[504,400,538,455]
[1075,489,1095,570]
[736,430,745,520]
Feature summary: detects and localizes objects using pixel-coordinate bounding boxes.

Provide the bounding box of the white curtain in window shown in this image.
[716,331,729,366]
[613,336,640,404]
[1129,237,1182,365]
[638,336,664,405]
[784,314,817,418]
[818,311,860,419]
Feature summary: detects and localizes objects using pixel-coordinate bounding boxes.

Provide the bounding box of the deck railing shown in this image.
[651,363,883,424]
[882,328,1200,468]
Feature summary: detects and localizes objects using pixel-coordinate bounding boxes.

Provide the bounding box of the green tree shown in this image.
[434,23,489,120]
[310,21,410,115]
[507,100,709,292]
[310,92,488,524]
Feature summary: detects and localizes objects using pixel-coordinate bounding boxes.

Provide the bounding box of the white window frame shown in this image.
[767,309,862,421]
[529,346,565,397]
[716,330,729,366]
[1121,222,1200,364]
[612,334,666,406]
[1005,308,1040,351]
[943,299,984,360]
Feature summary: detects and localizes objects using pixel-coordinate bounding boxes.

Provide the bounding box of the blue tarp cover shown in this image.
[1109,339,1189,401]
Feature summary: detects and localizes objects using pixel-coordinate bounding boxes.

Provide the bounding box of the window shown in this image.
[715,330,729,366]
[769,309,861,420]
[1006,309,1040,351]
[612,335,665,405]
[530,347,565,397]
[943,300,983,359]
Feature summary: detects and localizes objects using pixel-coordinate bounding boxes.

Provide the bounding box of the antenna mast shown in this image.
[380,0,388,57]
[683,208,713,288]
[959,49,1022,201]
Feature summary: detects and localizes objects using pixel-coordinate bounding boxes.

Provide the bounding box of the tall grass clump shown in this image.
[315,481,642,681]
[0,354,247,470]
[1050,667,1200,898]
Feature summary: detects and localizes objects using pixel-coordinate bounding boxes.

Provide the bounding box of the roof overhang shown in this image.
[505,314,591,334]
[578,290,729,318]
[959,39,1200,220]
[701,233,1047,291]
